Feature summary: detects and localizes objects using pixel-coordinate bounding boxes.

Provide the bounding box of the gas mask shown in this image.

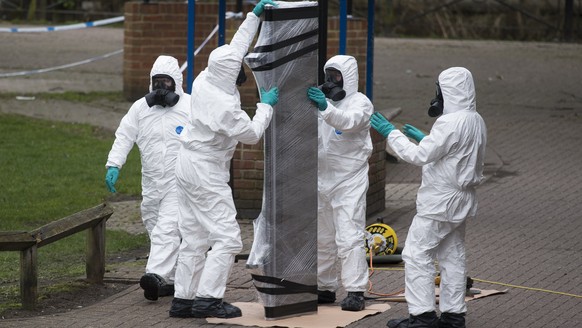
[428,81,444,117]
[145,74,180,107]
[236,63,247,87]
[318,68,346,101]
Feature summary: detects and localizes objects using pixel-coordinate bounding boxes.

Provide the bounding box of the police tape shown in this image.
[179,11,243,72]
[0,11,243,77]
[0,16,124,33]
[0,49,123,78]
[180,25,219,73]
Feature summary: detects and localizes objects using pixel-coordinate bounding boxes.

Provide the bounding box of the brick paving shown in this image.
[1,32,581,327]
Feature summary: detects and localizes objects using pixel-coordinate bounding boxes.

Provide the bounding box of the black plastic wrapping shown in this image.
[244,0,319,320]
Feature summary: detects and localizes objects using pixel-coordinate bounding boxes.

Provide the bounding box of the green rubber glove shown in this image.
[253,0,278,16]
[403,124,426,142]
[105,166,119,193]
[307,86,328,111]
[260,87,279,106]
[371,112,395,138]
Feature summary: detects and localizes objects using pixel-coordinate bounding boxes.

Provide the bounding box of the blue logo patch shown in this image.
[335,129,343,135]
[176,126,184,135]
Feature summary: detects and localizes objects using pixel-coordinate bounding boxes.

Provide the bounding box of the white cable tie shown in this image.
[225,11,244,19]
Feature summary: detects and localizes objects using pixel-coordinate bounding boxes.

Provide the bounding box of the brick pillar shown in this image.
[123,2,385,218]
[123,2,226,100]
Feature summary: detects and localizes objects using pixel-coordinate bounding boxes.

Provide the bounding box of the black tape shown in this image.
[264,300,318,319]
[264,5,318,22]
[252,274,317,295]
[248,43,318,72]
[253,29,318,53]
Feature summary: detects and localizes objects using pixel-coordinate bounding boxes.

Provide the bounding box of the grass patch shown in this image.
[0,113,141,229]
[0,113,146,313]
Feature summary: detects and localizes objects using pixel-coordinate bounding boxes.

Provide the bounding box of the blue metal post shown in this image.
[187,0,195,93]
[219,0,226,46]
[366,0,374,99]
[339,0,347,55]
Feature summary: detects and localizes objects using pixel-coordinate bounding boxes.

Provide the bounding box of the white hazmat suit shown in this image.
[174,12,274,300]
[386,67,487,316]
[106,55,190,284]
[317,55,373,295]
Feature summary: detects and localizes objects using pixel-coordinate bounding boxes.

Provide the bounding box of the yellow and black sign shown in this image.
[365,223,398,256]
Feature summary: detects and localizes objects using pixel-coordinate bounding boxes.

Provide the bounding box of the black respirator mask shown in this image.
[318,68,346,101]
[428,81,444,117]
[236,63,247,87]
[145,74,180,108]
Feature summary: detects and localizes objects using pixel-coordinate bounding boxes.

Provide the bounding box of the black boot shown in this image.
[159,282,175,297]
[140,273,174,301]
[191,297,242,318]
[169,298,195,318]
[438,312,465,328]
[387,311,439,328]
[340,292,366,311]
[317,290,336,304]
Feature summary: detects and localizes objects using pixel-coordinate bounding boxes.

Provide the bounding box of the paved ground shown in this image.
[1,26,581,327]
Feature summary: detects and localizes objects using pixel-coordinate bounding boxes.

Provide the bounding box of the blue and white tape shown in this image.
[0,11,243,77]
[0,16,124,33]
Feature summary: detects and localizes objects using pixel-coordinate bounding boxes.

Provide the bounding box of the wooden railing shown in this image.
[0,203,114,309]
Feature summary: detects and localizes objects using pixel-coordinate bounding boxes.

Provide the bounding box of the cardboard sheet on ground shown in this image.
[376,288,507,302]
[207,302,391,328]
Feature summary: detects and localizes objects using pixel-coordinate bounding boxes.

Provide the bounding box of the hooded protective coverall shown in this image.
[386,67,487,316]
[105,55,190,283]
[174,12,274,300]
[317,55,373,294]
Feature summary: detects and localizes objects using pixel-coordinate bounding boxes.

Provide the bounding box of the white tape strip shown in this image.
[180,24,219,72]
[0,16,124,33]
[179,11,243,72]
[0,49,123,78]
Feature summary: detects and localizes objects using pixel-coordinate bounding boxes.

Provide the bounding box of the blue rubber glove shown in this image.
[403,124,426,142]
[370,112,395,138]
[253,0,277,16]
[260,87,279,106]
[307,86,328,111]
[105,166,119,193]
